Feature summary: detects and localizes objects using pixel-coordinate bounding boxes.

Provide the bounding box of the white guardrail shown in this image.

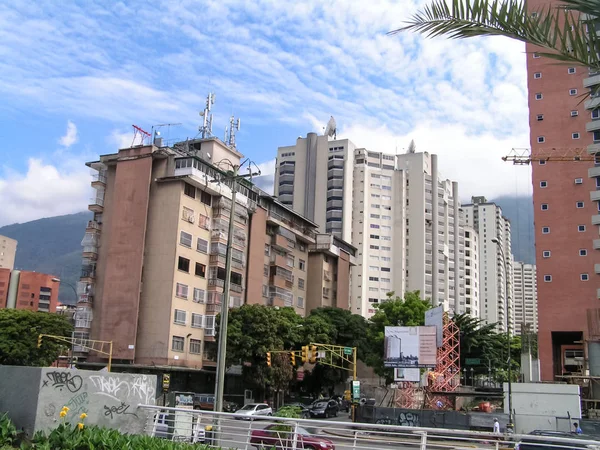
[138,404,600,450]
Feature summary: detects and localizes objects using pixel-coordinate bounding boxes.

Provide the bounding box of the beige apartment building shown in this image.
[76,137,354,377]
[0,236,17,270]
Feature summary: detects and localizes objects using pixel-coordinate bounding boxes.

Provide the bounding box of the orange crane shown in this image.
[502,147,596,165]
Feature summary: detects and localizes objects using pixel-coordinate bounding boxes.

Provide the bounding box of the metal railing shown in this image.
[137,405,600,450]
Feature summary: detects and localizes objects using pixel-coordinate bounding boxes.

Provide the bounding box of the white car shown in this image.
[234,403,273,420]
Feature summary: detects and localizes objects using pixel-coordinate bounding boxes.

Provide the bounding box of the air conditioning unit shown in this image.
[186,216,195,224]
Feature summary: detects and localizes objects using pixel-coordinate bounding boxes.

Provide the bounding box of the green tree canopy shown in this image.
[0,309,73,366]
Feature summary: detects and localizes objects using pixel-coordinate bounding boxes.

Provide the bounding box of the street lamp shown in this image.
[491,238,513,428]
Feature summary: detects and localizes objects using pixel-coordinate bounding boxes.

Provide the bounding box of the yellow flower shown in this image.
[61,406,70,413]
[77,423,84,430]
[59,411,67,418]
[79,413,87,420]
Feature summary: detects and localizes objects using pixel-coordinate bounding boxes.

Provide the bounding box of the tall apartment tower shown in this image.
[526,0,600,379]
[275,134,357,240]
[513,261,538,335]
[462,197,514,332]
[0,236,17,270]
[462,224,480,318]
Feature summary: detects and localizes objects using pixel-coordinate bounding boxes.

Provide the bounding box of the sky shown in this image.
[0,0,533,227]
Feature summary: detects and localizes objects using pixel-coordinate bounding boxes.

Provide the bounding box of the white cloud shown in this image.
[0,158,90,226]
[109,129,134,149]
[58,120,78,148]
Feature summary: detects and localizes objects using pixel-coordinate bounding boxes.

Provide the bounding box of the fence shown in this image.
[137,404,600,450]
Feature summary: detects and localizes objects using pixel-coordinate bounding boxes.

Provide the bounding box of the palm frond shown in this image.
[391,0,600,71]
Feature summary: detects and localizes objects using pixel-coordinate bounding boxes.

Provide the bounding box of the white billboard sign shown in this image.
[384,326,437,368]
[425,305,444,348]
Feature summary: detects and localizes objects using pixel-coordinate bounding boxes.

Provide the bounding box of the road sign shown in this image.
[317,351,326,359]
[465,358,481,366]
[344,347,352,355]
[162,374,170,392]
[352,380,360,400]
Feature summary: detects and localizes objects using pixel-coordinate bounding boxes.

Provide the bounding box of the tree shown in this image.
[271,352,294,409]
[407,139,416,153]
[366,291,431,382]
[391,0,600,71]
[0,309,72,366]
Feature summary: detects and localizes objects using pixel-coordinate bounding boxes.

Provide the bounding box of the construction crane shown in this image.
[502,147,596,165]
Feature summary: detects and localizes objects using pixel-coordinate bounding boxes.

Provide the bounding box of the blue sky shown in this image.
[0,0,532,226]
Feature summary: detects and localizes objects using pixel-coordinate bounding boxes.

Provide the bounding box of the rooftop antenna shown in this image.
[151,123,182,147]
[131,125,151,147]
[199,93,216,139]
[324,116,337,140]
[228,115,241,149]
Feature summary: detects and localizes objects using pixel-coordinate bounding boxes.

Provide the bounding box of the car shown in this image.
[152,413,170,439]
[250,424,335,449]
[515,430,600,450]
[308,399,339,419]
[234,403,273,420]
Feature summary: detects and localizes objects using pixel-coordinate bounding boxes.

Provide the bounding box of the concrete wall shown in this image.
[0,366,157,437]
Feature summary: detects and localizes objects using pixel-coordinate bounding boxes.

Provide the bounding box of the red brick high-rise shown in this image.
[526,1,600,379]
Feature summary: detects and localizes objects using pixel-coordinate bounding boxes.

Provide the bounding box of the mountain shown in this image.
[0,212,92,304]
[0,196,535,306]
[489,195,535,265]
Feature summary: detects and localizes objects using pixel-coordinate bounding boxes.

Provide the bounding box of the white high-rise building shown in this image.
[513,261,538,334]
[462,197,514,332]
[462,224,480,318]
[275,133,476,318]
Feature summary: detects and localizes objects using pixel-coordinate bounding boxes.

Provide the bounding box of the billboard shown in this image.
[394,368,421,382]
[425,305,444,348]
[384,326,437,368]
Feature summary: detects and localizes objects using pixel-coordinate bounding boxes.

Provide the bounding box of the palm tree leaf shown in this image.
[391,0,600,71]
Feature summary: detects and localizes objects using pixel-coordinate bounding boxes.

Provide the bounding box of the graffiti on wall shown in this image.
[375,411,421,427]
[42,372,83,393]
[89,375,156,405]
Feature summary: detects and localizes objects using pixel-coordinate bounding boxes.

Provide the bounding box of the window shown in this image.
[197,238,208,253]
[534,72,542,79]
[595,131,600,142]
[189,339,202,354]
[542,250,551,258]
[535,93,543,100]
[178,256,190,273]
[182,207,194,223]
[544,275,552,282]
[542,227,550,234]
[297,297,304,308]
[180,231,192,248]
[184,183,196,198]
[200,191,211,206]
[265,244,270,256]
[576,201,584,208]
[204,315,216,330]
[370,234,380,239]
[575,178,584,184]
[580,249,588,256]
[195,262,206,277]
[174,309,186,325]
[299,259,306,271]
[540,180,548,188]
[593,109,600,119]
[370,214,380,219]
[581,274,589,281]
[539,159,546,165]
[172,336,185,352]
[298,278,305,290]
[369,277,379,281]
[191,313,204,328]
[537,114,544,121]
[568,67,576,74]
[537,136,545,143]
[578,225,586,232]
[176,283,188,299]
[193,288,205,303]
[571,110,579,117]
[570,89,578,96]
[533,53,540,58]
[541,203,549,210]
[573,132,580,139]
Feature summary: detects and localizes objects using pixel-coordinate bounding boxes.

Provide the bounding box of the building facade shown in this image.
[0,236,17,270]
[0,269,59,312]
[513,261,538,335]
[462,224,480,318]
[78,137,353,372]
[526,0,600,379]
[462,197,514,332]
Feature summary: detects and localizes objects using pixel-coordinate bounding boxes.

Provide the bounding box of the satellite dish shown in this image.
[324,116,337,139]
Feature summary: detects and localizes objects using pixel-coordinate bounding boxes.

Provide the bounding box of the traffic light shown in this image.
[37,335,42,348]
[290,352,296,366]
[309,345,318,364]
[266,352,271,367]
[301,346,308,363]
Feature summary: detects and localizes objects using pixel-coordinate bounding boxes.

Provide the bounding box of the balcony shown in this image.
[272,234,290,251]
[203,352,217,367]
[589,144,600,155]
[209,254,227,267]
[231,283,244,293]
[86,220,102,232]
[270,253,288,268]
[82,245,98,260]
[80,266,96,281]
[593,215,600,226]
[88,196,104,213]
[592,191,600,202]
[587,120,600,133]
[594,239,600,250]
[590,167,600,179]
[91,172,107,189]
[596,264,600,275]
[208,278,224,289]
[585,97,600,110]
[584,74,600,88]
[206,303,221,313]
[271,275,293,289]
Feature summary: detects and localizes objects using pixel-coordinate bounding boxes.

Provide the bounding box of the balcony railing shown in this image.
[231,283,243,293]
[208,278,224,288]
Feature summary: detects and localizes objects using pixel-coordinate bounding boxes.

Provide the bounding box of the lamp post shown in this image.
[491,238,513,428]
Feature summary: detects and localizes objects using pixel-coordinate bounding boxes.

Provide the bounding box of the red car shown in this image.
[250,424,335,449]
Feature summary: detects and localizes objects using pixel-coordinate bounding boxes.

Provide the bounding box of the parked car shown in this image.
[234,403,273,420]
[193,394,238,413]
[283,403,310,419]
[515,431,600,450]
[308,399,339,418]
[250,424,335,449]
